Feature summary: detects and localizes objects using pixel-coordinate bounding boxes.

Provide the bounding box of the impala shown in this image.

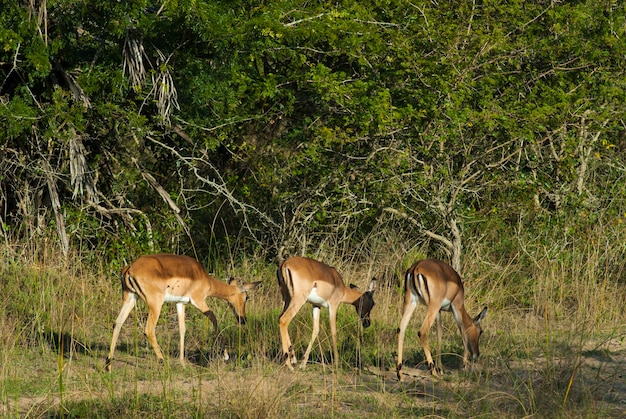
[277,256,377,370]
[396,259,487,380]
[105,253,261,371]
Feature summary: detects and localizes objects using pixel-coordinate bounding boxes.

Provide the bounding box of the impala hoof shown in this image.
[428,363,443,377]
[396,363,403,381]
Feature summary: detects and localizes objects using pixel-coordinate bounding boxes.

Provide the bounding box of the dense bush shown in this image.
[1,1,625,270]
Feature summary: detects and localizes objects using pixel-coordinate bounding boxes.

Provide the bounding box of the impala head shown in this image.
[351,278,377,328]
[467,306,488,360]
[226,277,262,325]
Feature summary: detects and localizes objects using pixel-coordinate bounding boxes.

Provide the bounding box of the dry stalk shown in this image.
[150,48,179,125]
[123,32,147,92]
[69,132,97,201]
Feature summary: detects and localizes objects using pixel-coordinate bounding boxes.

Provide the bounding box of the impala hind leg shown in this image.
[105,293,136,371]
[419,305,443,376]
[278,301,303,370]
[144,302,165,363]
[396,300,417,381]
[434,313,443,374]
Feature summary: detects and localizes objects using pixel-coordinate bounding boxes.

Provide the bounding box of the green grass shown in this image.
[1,229,625,418]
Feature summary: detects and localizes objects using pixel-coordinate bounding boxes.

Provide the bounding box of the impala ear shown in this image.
[368,278,377,293]
[240,280,262,292]
[228,277,238,285]
[473,306,488,325]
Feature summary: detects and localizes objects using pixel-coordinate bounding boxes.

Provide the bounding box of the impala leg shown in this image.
[145,301,165,363]
[105,293,136,371]
[206,310,224,359]
[300,306,321,369]
[176,303,186,365]
[328,306,340,369]
[461,332,470,370]
[278,302,303,370]
[396,301,417,381]
[195,300,222,358]
[419,305,442,376]
[450,304,471,370]
[435,312,443,373]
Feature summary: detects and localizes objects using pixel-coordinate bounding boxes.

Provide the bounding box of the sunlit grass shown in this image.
[1,226,625,417]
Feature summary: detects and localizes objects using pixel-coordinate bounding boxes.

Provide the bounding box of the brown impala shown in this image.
[105,253,261,371]
[277,256,377,370]
[396,259,487,380]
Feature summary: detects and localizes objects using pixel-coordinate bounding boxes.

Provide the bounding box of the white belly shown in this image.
[164,292,191,304]
[440,298,452,311]
[306,287,329,308]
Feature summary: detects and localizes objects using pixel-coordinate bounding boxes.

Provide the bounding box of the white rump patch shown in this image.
[410,292,420,305]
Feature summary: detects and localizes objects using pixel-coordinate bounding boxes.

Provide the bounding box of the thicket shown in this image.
[1,1,626,274]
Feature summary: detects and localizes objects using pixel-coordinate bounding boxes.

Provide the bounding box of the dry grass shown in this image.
[1,226,625,418]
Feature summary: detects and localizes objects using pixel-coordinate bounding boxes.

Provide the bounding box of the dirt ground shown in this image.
[2,335,625,417]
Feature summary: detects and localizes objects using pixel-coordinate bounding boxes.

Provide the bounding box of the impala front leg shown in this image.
[197,300,223,358]
[328,306,340,369]
[176,303,186,364]
[105,293,136,371]
[461,330,471,369]
[145,302,165,363]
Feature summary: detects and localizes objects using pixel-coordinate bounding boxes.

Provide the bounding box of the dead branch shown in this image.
[144,136,277,233]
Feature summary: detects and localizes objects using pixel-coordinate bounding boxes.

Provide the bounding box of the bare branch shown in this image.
[283,13,325,27]
[141,172,180,214]
[145,136,278,234]
[382,206,455,255]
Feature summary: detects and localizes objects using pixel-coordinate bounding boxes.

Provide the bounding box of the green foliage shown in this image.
[0,0,624,265]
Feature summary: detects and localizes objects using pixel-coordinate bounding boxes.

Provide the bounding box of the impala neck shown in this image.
[207,276,238,299]
[457,304,475,331]
[343,285,364,305]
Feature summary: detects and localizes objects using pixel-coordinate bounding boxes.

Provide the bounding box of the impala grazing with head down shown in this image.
[277,256,377,370]
[396,259,487,380]
[105,253,261,371]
